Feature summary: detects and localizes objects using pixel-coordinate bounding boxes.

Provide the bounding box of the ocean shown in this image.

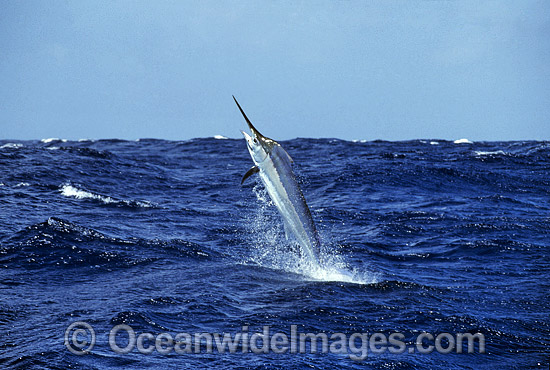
[0,138,548,369]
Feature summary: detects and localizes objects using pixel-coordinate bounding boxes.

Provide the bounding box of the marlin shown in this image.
[234,96,321,265]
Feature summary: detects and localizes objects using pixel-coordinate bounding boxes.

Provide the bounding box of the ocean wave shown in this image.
[474,150,507,156]
[454,138,473,144]
[41,138,67,143]
[0,138,547,370]
[0,217,158,270]
[0,217,217,270]
[521,142,550,156]
[63,146,113,158]
[0,143,23,149]
[61,184,115,203]
[213,135,229,140]
[60,184,154,208]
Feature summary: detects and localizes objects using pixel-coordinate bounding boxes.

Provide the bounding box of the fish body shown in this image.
[234,97,320,265]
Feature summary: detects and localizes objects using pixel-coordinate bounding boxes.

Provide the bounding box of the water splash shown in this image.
[243,185,376,285]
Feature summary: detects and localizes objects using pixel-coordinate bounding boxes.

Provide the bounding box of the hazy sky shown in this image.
[1,1,549,141]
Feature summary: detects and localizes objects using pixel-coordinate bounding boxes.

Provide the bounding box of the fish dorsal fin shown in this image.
[241,166,259,185]
[283,147,293,164]
[275,144,293,165]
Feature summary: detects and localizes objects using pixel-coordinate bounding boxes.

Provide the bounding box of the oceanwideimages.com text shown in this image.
[65,321,485,361]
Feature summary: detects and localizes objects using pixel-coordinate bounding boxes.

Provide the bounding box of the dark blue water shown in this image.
[0,138,548,369]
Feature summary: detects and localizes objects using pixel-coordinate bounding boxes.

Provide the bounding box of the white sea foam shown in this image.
[41,138,67,143]
[213,135,228,140]
[430,141,439,145]
[474,150,506,156]
[61,184,116,204]
[60,184,153,208]
[454,138,473,144]
[305,253,376,284]
[15,182,30,187]
[0,143,23,149]
[244,185,376,285]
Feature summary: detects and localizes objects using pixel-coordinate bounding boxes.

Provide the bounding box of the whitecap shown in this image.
[474,150,506,156]
[15,182,30,187]
[454,138,473,144]
[41,138,67,143]
[60,184,154,208]
[430,141,439,145]
[61,184,116,204]
[213,135,228,140]
[134,200,154,208]
[0,143,23,149]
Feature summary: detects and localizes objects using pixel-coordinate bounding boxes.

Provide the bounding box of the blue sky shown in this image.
[1,1,549,141]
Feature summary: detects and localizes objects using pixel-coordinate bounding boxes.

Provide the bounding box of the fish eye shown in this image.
[253,138,258,143]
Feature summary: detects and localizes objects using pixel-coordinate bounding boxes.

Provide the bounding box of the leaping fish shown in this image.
[234,96,321,266]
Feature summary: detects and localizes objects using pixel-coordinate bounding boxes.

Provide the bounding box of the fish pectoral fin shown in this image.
[241,166,260,185]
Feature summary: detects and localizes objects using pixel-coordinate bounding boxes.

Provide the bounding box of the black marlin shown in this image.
[234,96,321,266]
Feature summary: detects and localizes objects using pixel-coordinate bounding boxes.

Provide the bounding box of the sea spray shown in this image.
[243,185,375,284]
